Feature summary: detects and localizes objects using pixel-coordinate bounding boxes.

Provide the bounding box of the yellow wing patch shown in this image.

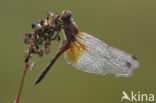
[65,37,87,63]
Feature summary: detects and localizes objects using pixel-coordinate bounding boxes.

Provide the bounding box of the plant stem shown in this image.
[14,64,28,103]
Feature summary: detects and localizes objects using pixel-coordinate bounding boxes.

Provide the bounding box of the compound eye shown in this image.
[61,10,72,21]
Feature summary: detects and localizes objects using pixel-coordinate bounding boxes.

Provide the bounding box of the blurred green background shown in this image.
[0,0,156,103]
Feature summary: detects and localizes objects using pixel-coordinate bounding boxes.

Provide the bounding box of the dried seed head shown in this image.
[40,20,44,25]
[32,23,36,29]
[24,51,29,58]
[44,47,50,54]
[24,11,62,70]
[24,38,28,44]
[38,49,44,57]
[32,45,38,53]
[32,33,37,39]
[37,23,42,29]
[30,62,35,71]
[25,33,32,38]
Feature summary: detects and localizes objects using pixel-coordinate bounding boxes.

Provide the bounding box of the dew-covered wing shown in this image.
[64,32,139,77]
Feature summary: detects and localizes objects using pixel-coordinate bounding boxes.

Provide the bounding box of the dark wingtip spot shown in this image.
[126,62,132,68]
[132,56,138,61]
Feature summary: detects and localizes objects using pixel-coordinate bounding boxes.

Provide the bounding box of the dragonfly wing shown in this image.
[64,32,139,77]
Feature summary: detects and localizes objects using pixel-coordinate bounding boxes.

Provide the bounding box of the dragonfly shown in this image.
[34,10,140,85]
[15,10,140,103]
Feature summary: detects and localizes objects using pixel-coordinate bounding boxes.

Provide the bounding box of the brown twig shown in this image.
[14,64,29,103]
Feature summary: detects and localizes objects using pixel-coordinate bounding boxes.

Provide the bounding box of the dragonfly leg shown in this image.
[51,29,61,41]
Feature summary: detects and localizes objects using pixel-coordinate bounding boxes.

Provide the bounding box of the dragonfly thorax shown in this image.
[60,10,79,41]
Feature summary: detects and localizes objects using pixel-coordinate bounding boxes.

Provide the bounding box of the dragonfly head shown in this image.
[61,10,72,22]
